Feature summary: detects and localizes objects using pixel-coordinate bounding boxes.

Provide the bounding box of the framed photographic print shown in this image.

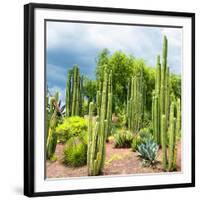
[24,3,195,197]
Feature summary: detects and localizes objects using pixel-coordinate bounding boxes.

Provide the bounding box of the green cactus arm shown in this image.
[65,69,72,117]
[176,98,181,137]
[161,114,168,170]
[75,68,80,115]
[71,66,77,116]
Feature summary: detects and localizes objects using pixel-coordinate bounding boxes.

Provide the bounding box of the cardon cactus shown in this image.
[106,71,112,136]
[152,55,161,144]
[46,110,58,160]
[176,98,181,138]
[87,68,112,176]
[126,67,145,133]
[152,36,179,171]
[152,36,170,146]
[65,65,82,117]
[46,96,49,138]
[65,69,72,117]
[46,96,59,160]
[161,114,167,170]
[168,102,176,171]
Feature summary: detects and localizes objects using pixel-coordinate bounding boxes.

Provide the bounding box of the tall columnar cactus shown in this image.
[65,69,72,117]
[161,36,168,118]
[126,68,144,133]
[46,96,49,138]
[161,114,167,170]
[176,98,181,137]
[106,71,113,136]
[107,93,112,136]
[65,65,82,117]
[165,67,170,126]
[152,93,159,143]
[168,102,177,171]
[152,36,180,171]
[79,75,84,116]
[46,96,59,160]
[72,66,78,116]
[46,109,58,159]
[75,68,80,115]
[153,55,161,143]
[152,36,170,146]
[96,90,101,116]
[87,69,112,176]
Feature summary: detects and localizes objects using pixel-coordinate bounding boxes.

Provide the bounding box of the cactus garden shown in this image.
[46,23,182,178]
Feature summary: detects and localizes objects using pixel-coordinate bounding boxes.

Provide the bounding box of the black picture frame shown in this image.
[24,3,195,197]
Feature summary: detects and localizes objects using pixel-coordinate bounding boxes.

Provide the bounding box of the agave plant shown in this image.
[137,138,159,167]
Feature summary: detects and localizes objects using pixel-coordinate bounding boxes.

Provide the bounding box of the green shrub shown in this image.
[118,113,126,128]
[56,116,88,143]
[63,136,87,167]
[131,134,144,152]
[138,127,153,143]
[50,154,57,162]
[110,124,118,135]
[130,127,153,152]
[107,135,115,143]
[131,138,138,152]
[137,138,159,167]
[114,130,133,148]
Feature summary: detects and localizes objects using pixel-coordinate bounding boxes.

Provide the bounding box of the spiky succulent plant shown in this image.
[137,138,159,167]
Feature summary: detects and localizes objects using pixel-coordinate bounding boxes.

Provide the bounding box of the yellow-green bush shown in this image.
[131,127,154,152]
[131,137,138,152]
[63,136,87,167]
[138,127,153,143]
[56,116,88,143]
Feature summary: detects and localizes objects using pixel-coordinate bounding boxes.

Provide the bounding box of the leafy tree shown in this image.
[143,66,156,112]
[109,51,134,108]
[95,49,180,120]
[83,76,97,102]
[170,74,181,99]
[82,76,97,113]
[96,50,135,111]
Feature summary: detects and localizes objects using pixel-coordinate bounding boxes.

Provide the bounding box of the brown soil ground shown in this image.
[46,141,181,178]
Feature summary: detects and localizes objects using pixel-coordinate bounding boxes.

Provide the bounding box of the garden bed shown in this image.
[46,141,181,178]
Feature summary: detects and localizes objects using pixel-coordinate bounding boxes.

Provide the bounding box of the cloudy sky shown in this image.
[46,21,182,102]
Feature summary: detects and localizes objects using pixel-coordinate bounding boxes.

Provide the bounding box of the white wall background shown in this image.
[0,0,199,199]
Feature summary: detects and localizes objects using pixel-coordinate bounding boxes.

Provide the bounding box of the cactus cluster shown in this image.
[87,69,112,176]
[126,68,145,133]
[46,93,60,160]
[152,36,170,145]
[161,100,179,171]
[152,36,181,171]
[65,65,83,117]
